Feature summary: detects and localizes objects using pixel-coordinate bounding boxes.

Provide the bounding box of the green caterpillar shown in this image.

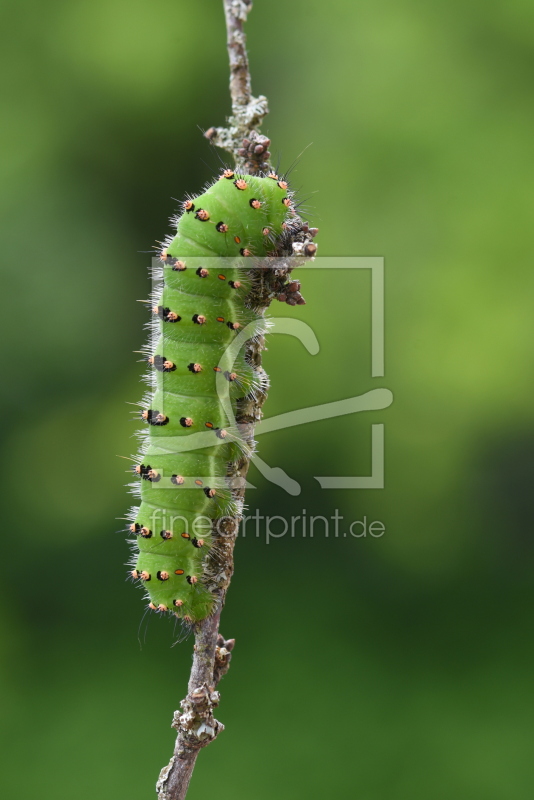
[127,169,297,623]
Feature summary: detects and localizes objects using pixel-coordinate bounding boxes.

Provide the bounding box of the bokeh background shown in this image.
[1,0,533,797]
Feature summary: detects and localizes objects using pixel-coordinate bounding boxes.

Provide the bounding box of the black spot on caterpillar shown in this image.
[149,355,176,372]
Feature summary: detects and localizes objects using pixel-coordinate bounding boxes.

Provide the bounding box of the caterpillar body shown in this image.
[128,171,297,623]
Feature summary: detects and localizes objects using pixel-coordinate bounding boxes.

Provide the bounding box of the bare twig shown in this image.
[156,3,317,798]
[204,0,271,173]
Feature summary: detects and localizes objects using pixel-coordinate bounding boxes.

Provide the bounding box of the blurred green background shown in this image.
[1,0,533,797]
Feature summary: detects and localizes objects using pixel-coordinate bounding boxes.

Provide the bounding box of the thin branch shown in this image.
[224,0,252,109]
[205,1,271,173]
[156,3,317,798]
